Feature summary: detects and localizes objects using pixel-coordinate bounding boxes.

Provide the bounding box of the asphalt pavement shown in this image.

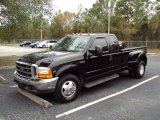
[0,55,160,120]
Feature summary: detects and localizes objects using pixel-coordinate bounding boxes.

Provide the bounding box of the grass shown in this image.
[147,49,160,54]
[0,49,159,68]
[0,56,18,67]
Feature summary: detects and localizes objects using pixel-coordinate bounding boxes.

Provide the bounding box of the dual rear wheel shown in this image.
[129,61,145,79]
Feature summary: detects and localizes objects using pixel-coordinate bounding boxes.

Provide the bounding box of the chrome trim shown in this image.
[16,65,31,70]
[139,64,145,76]
[31,64,38,79]
[14,71,59,93]
[32,78,58,84]
[16,72,31,79]
[16,61,32,79]
[17,69,31,75]
[16,61,32,66]
[15,71,58,84]
[61,81,76,98]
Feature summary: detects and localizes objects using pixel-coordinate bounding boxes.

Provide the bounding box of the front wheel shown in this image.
[129,61,145,79]
[54,74,81,103]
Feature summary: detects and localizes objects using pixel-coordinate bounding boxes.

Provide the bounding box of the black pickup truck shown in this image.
[14,33,147,102]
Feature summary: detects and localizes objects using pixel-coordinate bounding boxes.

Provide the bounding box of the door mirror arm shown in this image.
[87,48,95,57]
[95,45,103,57]
[88,48,95,54]
[87,46,103,57]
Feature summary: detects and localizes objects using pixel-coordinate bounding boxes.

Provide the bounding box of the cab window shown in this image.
[108,35,120,52]
[91,37,109,51]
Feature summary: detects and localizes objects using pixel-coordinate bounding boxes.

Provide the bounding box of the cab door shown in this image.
[107,35,123,70]
[85,37,112,82]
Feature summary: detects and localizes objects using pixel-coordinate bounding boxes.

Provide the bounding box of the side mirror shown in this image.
[119,41,127,49]
[95,45,103,57]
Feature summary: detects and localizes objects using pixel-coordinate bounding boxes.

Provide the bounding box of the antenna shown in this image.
[108,0,111,34]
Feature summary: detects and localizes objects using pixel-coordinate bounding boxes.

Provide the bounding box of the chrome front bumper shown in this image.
[14,71,59,94]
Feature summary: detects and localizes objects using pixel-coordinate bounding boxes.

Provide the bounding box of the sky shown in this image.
[53,0,97,13]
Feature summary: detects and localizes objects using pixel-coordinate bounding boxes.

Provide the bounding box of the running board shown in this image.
[84,74,119,88]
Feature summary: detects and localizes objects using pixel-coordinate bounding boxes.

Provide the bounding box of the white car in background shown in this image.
[37,40,57,48]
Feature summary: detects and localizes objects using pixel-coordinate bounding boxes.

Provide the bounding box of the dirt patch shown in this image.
[0,56,18,67]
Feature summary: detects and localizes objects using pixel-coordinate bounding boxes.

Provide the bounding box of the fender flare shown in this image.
[55,64,84,84]
[55,64,84,79]
[128,50,147,70]
[137,52,147,65]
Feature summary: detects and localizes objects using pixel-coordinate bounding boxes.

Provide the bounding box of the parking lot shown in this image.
[0,45,46,57]
[0,48,160,120]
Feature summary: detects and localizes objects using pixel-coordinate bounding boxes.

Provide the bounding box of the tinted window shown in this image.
[108,35,120,51]
[91,37,108,51]
[50,41,56,43]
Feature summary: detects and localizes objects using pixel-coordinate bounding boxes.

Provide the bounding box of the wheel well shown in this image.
[59,70,84,85]
[139,55,147,66]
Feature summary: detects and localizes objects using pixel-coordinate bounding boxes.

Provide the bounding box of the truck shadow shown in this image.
[39,71,136,104]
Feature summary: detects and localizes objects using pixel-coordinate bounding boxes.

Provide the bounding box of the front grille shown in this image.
[16,61,32,79]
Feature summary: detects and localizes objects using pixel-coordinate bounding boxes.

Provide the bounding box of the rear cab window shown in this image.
[107,35,120,52]
[91,37,109,53]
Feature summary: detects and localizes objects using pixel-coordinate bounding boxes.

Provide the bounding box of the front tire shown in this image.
[54,74,81,103]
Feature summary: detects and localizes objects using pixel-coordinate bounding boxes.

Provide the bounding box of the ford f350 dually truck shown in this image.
[14,33,147,102]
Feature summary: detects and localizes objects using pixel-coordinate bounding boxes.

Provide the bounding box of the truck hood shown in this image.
[17,51,84,66]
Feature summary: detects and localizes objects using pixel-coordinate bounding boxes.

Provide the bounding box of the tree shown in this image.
[149,11,160,40]
[0,0,53,41]
[50,11,76,38]
[115,0,159,41]
[81,0,116,33]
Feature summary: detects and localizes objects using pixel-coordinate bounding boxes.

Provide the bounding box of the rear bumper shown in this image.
[14,71,59,94]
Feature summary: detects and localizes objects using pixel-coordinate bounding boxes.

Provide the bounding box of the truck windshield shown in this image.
[51,36,90,52]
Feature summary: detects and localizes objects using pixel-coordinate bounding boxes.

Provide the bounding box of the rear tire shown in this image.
[42,45,46,48]
[129,61,145,79]
[54,74,81,103]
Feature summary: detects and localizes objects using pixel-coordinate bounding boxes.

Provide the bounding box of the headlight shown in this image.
[37,67,53,79]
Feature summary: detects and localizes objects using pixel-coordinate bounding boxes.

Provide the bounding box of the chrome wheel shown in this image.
[61,81,77,98]
[139,64,145,76]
